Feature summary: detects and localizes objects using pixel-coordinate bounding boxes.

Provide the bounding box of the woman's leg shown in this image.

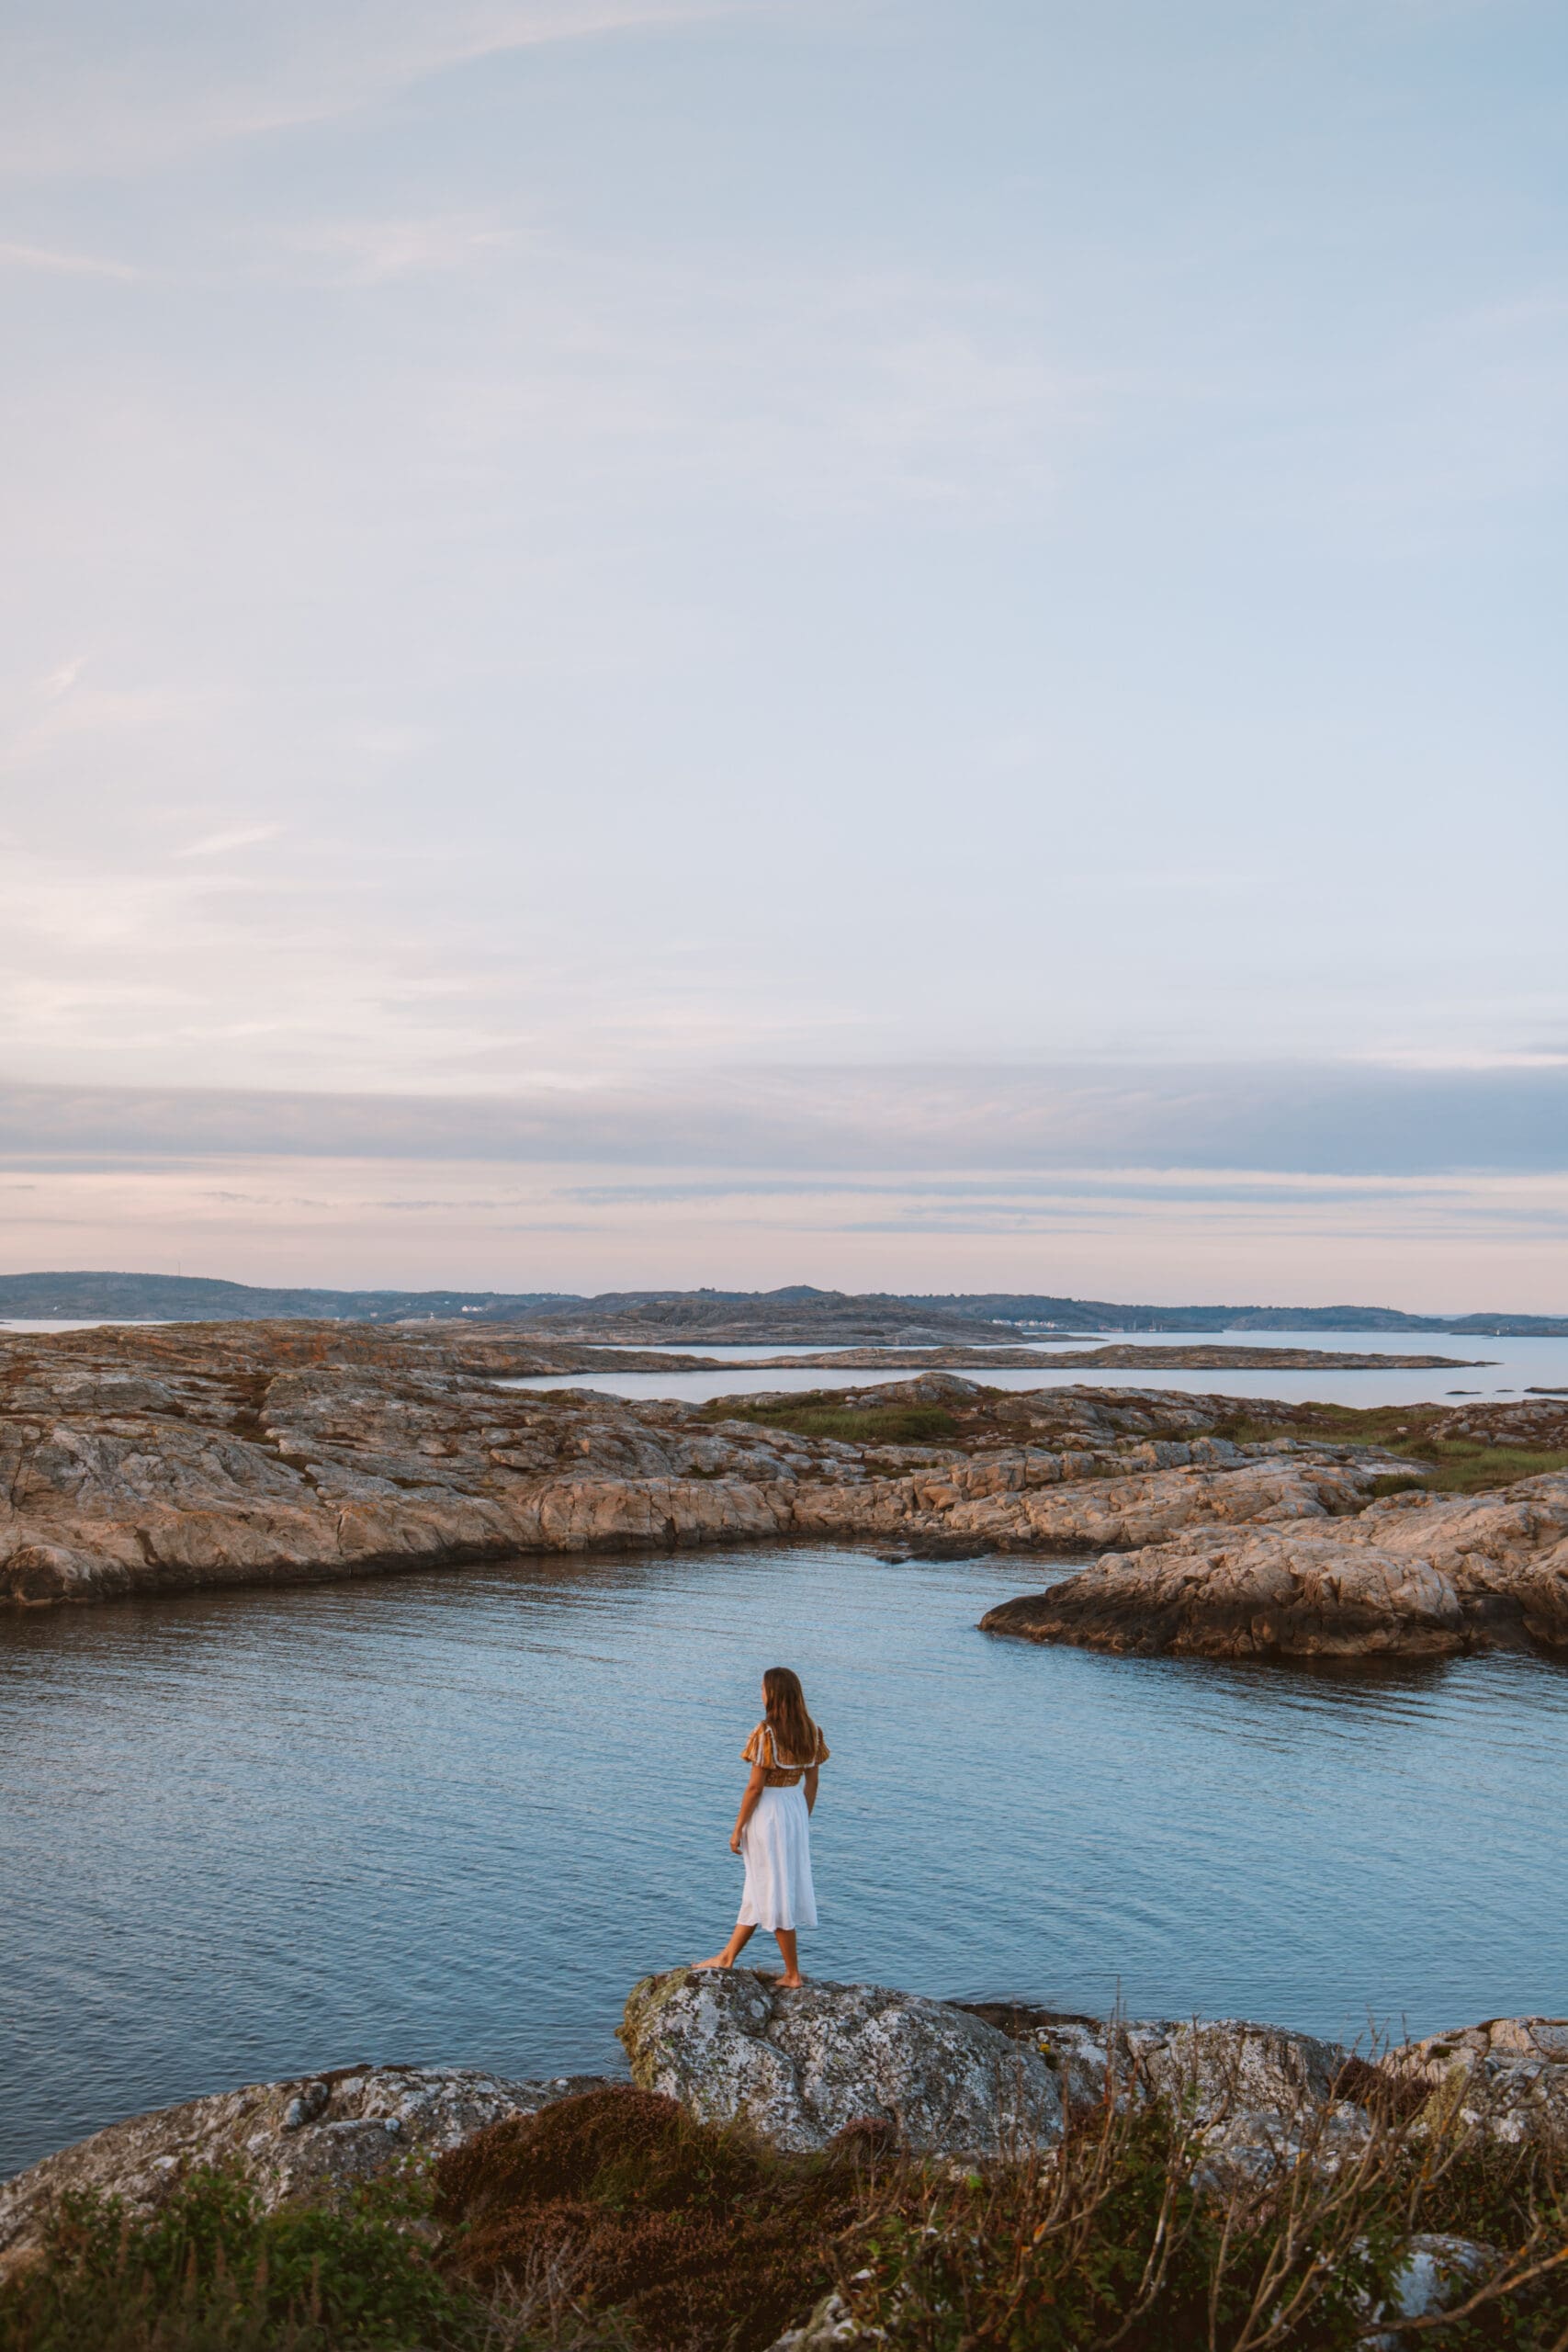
[694,1923,757,1970]
[773,1928,802,1986]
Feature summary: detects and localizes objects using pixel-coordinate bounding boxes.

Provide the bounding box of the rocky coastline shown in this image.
[5,1973,1565,2344]
[4,1321,1567,1659]
[0,1319,1428,1608]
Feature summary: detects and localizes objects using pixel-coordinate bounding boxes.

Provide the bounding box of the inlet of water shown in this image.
[5,1543,1564,2178]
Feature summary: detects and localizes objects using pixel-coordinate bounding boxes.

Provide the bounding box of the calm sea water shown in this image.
[505,1328,1568,1411]
[4,1543,1565,2179]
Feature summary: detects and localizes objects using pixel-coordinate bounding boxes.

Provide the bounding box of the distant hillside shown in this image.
[891,1294,1568,1338]
[2,1272,1565,1339]
[0,1272,566,1323]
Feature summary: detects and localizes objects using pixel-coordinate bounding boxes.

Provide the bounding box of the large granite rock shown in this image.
[983,1473,1568,1657]
[618,1969,1064,2157]
[0,2063,609,2280]
[968,2003,1359,2174]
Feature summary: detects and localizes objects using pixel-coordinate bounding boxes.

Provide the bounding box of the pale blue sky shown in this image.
[2,0,1564,1301]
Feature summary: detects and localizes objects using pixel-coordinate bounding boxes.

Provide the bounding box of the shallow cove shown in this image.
[4,1540,1565,2177]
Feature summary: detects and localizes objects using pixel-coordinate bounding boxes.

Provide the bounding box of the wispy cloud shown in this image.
[0,1,736,177]
[175,824,284,860]
[438,255,1079,512]
[1,1061,1564,1179]
[37,655,87,697]
[0,238,141,278]
[275,212,515,285]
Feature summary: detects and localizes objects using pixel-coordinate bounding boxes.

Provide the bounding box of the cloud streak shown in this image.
[0,0,736,176]
[0,240,140,278]
[2,1060,1565,1179]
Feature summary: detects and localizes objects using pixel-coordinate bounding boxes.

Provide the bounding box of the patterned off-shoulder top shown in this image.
[741,1721,830,1788]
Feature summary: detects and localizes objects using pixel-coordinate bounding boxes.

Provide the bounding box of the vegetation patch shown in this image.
[829,2086,1568,2351]
[1213,1406,1568,1496]
[8,2083,1568,2350]
[1396,1441,1568,1494]
[703,1393,960,1447]
[434,2087,886,2350]
[0,2164,476,2352]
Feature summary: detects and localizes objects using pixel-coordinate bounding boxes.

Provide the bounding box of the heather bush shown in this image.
[434,2087,888,2350]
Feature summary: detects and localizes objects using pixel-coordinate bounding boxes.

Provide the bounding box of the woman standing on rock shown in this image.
[695,1667,828,1988]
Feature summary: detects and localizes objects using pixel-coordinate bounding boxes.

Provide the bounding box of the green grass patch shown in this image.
[1395,1441,1568,1495]
[703,1394,959,1448]
[1212,1406,1568,1496]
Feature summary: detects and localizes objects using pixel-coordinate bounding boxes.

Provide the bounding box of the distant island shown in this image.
[2,1269,1565,1340]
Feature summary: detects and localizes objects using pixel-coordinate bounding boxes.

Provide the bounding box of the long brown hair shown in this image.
[762,1667,818,1768]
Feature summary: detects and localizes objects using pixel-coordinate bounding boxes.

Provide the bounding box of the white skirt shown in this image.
[737,1784,818,1931]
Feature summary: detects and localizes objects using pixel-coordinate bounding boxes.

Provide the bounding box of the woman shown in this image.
[695,1666,829,1988]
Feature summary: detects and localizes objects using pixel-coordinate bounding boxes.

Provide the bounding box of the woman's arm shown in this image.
[730,1764,767,1851]
[804,1765,819,1815]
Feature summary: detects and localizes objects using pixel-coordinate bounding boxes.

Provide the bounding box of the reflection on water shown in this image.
[3,1544,1565,2177]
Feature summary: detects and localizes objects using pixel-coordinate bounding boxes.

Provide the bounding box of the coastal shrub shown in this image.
[0,2165,477,2352]
[826,2095,1404,2351]
[434,2087,886,2351]
[434,2084,1568,2349]
[830,2094,1568,2350]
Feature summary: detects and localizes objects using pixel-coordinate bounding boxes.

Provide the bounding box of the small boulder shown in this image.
[767,2291,866,2349]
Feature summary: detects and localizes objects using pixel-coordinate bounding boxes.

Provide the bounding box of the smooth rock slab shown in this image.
[619,1969,1063,2157]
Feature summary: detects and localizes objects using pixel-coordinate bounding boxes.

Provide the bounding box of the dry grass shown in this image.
[434,2088,887,2352]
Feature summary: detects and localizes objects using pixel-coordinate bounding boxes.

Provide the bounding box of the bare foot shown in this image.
[692,1955,734,1971]
[778,1972,805,1987]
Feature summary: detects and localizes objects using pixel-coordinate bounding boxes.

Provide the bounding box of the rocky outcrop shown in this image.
[981,2003,1568,2158]
[1,1324,1428,1609]
[1385,2017,1568,2142]
[7,1996,1563,2298]
[982,1473,1568,1657]
[964,2003,1360,2174]
[1019,2009,1341,2118]
[0,2063,610,2279]
[619,1969,1064,2157]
